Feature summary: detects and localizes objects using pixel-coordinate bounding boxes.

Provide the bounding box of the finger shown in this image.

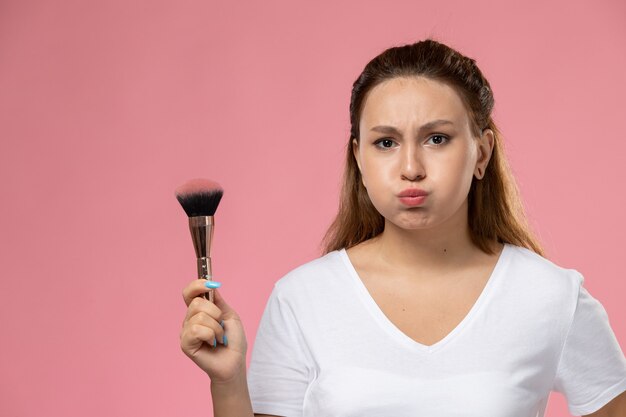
[180,322,218,352]
[186,311,225,344]
[182,278,217,307]
[210,288,239,323]
[210,288,233,315]
[182,296,223,327]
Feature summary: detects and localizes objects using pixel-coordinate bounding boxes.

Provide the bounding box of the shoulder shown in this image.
[507,244,583,281]
[271,249,346,298]
[505,243,584,303]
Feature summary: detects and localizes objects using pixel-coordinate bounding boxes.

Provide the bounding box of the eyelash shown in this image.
[373,135,450,149]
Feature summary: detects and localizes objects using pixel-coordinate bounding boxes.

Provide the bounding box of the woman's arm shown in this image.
[209,364,286,417]
[210,366,254,417]
[583,390,626,417]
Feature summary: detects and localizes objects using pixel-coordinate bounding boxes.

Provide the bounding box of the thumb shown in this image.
[211,288,239,320]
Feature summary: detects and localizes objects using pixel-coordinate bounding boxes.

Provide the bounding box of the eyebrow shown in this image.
[370,119,455,135]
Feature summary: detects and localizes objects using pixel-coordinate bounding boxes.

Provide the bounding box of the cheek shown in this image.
[361,163,395,209]
[437,147,475,182]
[361,158,391,189]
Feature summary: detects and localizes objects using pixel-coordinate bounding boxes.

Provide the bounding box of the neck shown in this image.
[371,203,482,277]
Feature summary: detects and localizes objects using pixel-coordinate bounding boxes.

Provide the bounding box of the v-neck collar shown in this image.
[338,243,513,353]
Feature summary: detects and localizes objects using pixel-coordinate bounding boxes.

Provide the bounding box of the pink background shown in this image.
[1,1,624,416]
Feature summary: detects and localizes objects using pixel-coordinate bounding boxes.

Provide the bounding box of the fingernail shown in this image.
[223,334,228,347]
[213,338,217,348]
[220,320,224,328]
[205,281,221,289]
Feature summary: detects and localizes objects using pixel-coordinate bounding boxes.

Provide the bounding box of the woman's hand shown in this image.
[180,280,248,383]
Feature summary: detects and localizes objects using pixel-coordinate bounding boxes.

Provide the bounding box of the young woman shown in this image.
[180,39,626,417]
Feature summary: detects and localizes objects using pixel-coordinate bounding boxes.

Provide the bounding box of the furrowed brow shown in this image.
[370,119,454,135]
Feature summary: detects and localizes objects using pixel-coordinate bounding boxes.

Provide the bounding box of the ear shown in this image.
[352,138,367,188]
[474,129,494,180]
[352,138,362,172]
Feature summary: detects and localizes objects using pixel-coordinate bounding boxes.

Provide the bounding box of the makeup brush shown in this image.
[175,178,224,303]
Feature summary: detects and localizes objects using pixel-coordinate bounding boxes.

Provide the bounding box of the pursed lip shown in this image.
[397,188,428,197]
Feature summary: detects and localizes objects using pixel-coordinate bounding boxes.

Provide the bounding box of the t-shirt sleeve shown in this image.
[247,282,314,417]
[552,272,626,416]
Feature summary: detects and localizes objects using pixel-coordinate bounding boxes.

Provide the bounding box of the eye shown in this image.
[373,138,397,149]
[426,134,449,146]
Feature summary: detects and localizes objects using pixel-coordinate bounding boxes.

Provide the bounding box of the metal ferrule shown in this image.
[188,215,215,303]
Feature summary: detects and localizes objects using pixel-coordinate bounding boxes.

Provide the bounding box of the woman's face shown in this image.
[353,76,494,232]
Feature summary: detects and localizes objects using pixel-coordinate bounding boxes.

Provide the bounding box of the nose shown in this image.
[400,143,425,181]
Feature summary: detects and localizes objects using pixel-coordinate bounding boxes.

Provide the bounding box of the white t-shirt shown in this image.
[247,243,626,416]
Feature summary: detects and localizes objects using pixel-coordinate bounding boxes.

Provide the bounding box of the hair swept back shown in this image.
[320,37,545,257]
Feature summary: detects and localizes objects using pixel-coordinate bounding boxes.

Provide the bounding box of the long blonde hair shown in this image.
[320,38,545,257]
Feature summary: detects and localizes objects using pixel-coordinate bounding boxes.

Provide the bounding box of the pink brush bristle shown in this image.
[175,178,224,217]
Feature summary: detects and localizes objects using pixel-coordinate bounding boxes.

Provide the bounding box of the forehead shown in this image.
[360,76,469,128]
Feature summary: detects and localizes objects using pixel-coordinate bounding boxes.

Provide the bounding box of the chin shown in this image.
[387,216,435,231]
